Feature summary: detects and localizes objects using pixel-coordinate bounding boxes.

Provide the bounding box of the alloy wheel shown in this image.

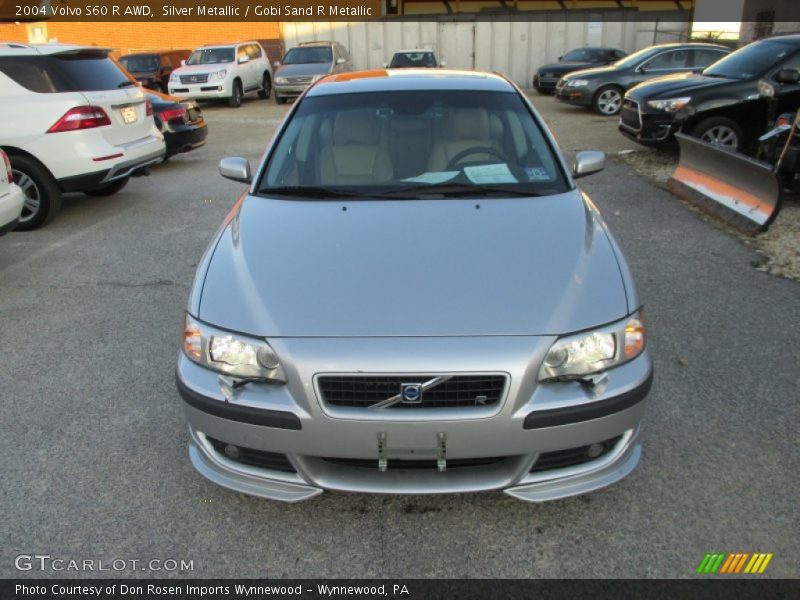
[597,89,622,115]
[12,169,41,224]
[700,126,738,149]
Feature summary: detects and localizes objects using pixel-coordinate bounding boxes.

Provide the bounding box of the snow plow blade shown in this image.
[667,133,782,236]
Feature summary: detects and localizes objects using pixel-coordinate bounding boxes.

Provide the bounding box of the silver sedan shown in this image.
[176,69,653,502]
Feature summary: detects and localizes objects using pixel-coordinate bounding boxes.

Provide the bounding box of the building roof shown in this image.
[309,69,515,96]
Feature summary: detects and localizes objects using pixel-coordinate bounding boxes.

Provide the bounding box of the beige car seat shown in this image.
[319,112,394,185]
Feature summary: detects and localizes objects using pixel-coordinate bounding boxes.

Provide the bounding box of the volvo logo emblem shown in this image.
[400,383,422,404]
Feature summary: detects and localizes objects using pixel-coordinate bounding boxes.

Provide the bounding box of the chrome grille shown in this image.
[621,98,642,131]
[180,73,209,84]
[286,76,313,84]
[318,375,507,409]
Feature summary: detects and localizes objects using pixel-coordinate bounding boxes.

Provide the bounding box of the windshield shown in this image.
[611,46,663,69]
[118,55,159,72]
[282,47,333,65]
[562,48,605,62]
[259,90,568,198]
[186,47,234,65]
[704,41,798,80]
[390,52,438,68]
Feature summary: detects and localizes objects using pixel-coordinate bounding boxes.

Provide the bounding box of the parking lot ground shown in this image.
[0,94,798,579]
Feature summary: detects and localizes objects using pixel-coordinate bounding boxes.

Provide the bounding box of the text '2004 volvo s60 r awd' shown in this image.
[176,69,653,503]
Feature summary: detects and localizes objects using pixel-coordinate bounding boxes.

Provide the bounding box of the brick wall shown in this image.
[0,22,282,60]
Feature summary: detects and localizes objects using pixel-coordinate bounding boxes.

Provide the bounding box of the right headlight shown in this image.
[646,97,691,112]
[275,76,287,84]
[182,313,286,383]
[539,311,646,382]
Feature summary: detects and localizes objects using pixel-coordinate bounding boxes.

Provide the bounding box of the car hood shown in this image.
[627,72,739,100]
[198,193,629,337]
[563,64,618,80]
[174,63,231,76]
[276,63,332,78]
[539,61,597,74]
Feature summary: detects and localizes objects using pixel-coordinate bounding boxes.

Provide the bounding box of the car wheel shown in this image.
[275,96,287,105]
[84,177,129,197]
[593,86,624,116]
[692,117,743,151]
[258,73,272,99]
[228,80,243,108]
[10,155,62,231]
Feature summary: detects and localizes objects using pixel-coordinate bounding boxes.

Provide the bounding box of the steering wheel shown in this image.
[445,146,509,170]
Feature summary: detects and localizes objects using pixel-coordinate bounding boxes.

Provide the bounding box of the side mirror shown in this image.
[558,55,563,61]
[440,60,447,68]
[382,62,388,68]
[273,60,281,68]
[219,157,252,184]
[637,65,648,74]
[238,55,250,64]
[572,150,606,179]
[336,57,346,65]
[776,68,800,84]
[180,59,186,67]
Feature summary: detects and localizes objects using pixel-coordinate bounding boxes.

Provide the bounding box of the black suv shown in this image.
[118,50,190,92]
[556,43,730,115]
[534,47,626,93]
[620,35,800,151]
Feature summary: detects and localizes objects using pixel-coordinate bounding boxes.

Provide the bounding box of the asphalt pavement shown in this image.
[0,92,797,579]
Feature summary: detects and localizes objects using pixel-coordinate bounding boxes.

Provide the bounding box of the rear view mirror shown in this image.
[572,151,606,179]
[219,157,252,184]
[776,68,800,84]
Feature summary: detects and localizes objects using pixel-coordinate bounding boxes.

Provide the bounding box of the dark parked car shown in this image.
[386,50,442,69]
[620,34,800,151]
[119,50,191,93]
[534,47,626,93]
[147,92,207,158]
[555,43,730,115]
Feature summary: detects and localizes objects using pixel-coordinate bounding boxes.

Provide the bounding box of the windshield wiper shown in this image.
[260,185,374,199]
[374,182,542,199]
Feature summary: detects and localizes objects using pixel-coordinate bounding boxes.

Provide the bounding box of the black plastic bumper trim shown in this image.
[176,374,302,430]
[524,370,653,430]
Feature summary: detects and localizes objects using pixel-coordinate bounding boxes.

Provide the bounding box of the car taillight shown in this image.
[47,106,111,133]
[159,106,187,123]
[145,98,153,117]
[776,115,792,127]
[1,151,12,184]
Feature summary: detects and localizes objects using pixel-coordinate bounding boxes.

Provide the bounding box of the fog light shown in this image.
[223,444,241,460]
[586,443,605,459]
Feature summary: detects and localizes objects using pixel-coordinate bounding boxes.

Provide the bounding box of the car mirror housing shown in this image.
[219,157,252,184]
[180,59,186,67]
[238,55,250,64]
[776,68,800,85]
[336,57,346,65]
[572,150,606,179]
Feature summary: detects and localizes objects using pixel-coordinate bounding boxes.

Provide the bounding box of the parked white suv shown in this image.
[0,149,24,236]
[168,41,272,107]
[0,43,166,230]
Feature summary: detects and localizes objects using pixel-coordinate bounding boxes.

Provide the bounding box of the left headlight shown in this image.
[275,76,287,84]
[566,79,589,87]
[646,96,691,112]
[208,69,228,81]
[539,311,646,382]
[182,313,286,382]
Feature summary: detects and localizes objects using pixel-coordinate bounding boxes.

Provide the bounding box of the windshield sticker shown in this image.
[525,167,551,181]
[463,164,517,184]
[402,171,460,184]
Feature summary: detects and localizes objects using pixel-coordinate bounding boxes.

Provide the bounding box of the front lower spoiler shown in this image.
[667,133,782,236]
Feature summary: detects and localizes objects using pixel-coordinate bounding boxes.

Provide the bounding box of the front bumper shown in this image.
[168,81,231,99]
[555,83,594,107]
[274,83,311,98]
[619,102,681,146]
[533,74,560,92]
[175,335,653,503]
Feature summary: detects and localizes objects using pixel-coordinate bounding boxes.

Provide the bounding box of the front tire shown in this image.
[593,85,624,116]
[692,117,743,151]
[9,155,62,231]
[84,177,129,197]
[228,80,243,108]
[258,73,271,99]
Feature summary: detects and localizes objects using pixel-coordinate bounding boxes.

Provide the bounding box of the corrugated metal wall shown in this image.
[281,15,690,87]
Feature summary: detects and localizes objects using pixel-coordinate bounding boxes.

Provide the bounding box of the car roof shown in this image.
[0,42,112,57]
[759,33,800,44]
[199,41,259,49]
[309,69,515,96]
[393,49,436,54]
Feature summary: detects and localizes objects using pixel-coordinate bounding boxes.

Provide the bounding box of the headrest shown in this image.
[444,108,490,140]
[333,112,377,146]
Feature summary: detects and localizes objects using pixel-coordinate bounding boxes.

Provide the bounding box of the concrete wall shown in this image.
[282,14,690,87]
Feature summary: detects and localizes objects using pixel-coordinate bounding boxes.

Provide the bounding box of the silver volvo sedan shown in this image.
[176,69,653,503]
